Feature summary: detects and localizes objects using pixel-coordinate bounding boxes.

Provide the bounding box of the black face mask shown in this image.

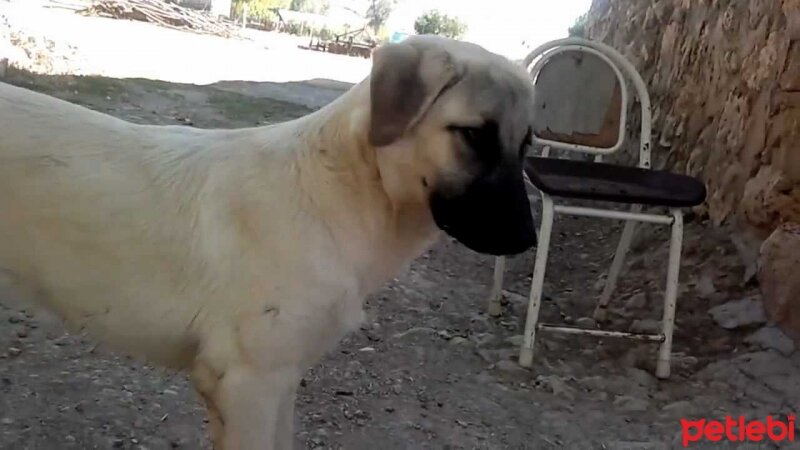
[430,160,536,256]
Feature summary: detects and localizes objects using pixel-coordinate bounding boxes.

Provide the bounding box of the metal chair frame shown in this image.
[489,37,684,379]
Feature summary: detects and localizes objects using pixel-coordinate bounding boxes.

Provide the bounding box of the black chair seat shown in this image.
[523,157,707,207]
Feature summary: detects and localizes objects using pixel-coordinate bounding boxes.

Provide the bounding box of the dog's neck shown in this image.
[290,81,440,292]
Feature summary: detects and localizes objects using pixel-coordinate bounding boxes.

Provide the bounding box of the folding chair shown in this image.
[488,37,707,379]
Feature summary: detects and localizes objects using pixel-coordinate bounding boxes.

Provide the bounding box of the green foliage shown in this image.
[289,0,330,14]
[366,0,394,33]
[232,0,290,21]
[413,10,467,39]
[568,12,588,37]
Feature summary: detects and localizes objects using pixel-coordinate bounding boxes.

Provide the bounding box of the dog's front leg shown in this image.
[195,361,300,450]
[274,375,299,449]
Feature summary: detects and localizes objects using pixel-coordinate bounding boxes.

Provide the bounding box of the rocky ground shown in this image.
[1,6,799,449]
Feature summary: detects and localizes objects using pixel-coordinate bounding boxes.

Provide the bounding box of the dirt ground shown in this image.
[1,67,799,450]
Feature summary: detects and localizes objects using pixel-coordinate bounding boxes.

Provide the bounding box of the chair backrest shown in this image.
[522,38,653,169]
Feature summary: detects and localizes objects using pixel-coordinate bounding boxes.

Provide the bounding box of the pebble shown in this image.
[625,292,647,310]
[744,326,795,356]
[7,347,21,357]
[495,360,528,375]
[533,375,575,400]
[671,353,699,371]
[708,296,767,329]
[625,367,656,387]
[1,418,13,425]
[661,400,694,416]
[613,395,649,412]
[574,317,596,328]
[504,335,524,347]
[696,272,716,298]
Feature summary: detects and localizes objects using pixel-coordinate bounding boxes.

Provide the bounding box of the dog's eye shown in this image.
[448,125,483,146]
[447,122,501,166]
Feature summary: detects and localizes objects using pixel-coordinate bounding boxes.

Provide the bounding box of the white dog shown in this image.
[0,35,537,449]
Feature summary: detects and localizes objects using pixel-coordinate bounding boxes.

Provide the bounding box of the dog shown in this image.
[0,35,537,449]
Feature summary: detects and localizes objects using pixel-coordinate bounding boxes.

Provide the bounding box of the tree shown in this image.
[413,10,467,39]
[568,12,588,37]
[232,0,291,21]
[289,0,330,14]
[366,0,394,34]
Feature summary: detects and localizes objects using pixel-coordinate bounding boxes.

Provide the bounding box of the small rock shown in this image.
[1,417,14,425]
[613,395,649,412]
[475,348,515,364]
[533,375,575,400]
[436,330,452,340]
[15,328,28,338]
[7,347,21,357]
[449,336,468,345]
[661,400,694,416]
[504,334,524,347]
[672,353,700,372]
[574,317,596,328]
[593,391,609,402]
[630,319,662,334]
[625,367,656,387]
[696,272,716,298]
[65,435,76,443]
[358,346,376,353]
[708,296,766,329]
[494,360,528,375]
[744,326,795,356]
[758,223,800,341]
[469,332,495,347]
[593,277,606,292]
[625,292,647,310]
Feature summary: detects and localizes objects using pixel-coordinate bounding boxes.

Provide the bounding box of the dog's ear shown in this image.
[368,40,460,147]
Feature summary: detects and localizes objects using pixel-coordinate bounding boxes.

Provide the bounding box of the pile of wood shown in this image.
[81,0,241,38]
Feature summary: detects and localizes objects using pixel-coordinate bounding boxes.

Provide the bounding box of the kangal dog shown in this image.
[0,35,537,449]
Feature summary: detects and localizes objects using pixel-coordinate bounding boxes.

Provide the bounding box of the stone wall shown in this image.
[584,0,800,341]
[585,0,800,239]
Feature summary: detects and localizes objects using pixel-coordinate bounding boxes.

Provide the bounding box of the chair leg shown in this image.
[519,195,555,368]
[656,209,683,379]
[488,256,506,316]
[593,205,641,322]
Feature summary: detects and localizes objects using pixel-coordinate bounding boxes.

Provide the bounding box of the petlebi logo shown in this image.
[680,414,796,447]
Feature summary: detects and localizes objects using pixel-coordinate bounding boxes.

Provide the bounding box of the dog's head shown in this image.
[368,35,536,256]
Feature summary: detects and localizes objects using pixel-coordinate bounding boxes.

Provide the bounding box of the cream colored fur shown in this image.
[0,35,535,449]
